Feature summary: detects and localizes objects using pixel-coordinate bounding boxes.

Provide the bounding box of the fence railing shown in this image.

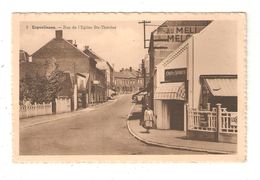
[19,102,52,119]
[187,108,217,132]
[220,109,237,134]
[187,104,237,134]
[55,98,71,114]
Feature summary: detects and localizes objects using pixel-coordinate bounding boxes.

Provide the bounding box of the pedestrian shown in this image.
[143,106,154,133]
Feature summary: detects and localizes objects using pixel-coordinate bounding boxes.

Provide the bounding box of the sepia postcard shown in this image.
[12,13,246,162]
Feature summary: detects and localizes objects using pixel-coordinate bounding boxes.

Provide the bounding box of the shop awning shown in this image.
[154,82,186,100]
[205,78,237,97]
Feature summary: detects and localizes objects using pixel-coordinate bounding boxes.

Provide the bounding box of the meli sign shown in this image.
[154,25,206,43]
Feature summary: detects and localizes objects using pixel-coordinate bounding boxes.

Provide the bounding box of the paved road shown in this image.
[20,94,203,155]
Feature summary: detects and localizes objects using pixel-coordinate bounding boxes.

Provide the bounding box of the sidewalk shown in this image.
[20,98,118,129]
[127,104,237,154]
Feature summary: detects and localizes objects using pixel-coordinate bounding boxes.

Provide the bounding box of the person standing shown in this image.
[143,106,154,133]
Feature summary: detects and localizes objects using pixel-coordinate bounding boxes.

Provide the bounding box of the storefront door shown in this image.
[77,92,86,109]
[168,100,184,130]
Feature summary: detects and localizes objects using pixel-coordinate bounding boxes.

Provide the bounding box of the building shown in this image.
[153,20,238,134]
[19,50,30,63]
[83,47,115,100]
[19,57,74,112]
[143,54,150,87]
[104,61,116,98]
[31,30,107,109]
[83,47,109,102]
[148,20,212,109]
[114,67,143,94]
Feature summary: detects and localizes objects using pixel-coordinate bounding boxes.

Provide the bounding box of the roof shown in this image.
[83,48,113,71]
[160,20,212,27]
[202,75,237,97]
[114,71,130,78]
[19,62,47,79]
[152,20,212,35]
[106,61,114,71]
[31,38,90,60]
[114,69,139,79]
[84,49,114,71]
[83,48,101,60]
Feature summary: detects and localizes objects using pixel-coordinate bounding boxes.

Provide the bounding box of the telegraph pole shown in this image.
[141,59,146,89]
[138,20,151,48]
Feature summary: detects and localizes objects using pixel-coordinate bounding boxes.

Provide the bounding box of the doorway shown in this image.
[77,92,86,109]
[168,100,184,130]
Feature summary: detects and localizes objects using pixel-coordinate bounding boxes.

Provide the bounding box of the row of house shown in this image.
[139,20,238,143]
[114,67,145,94]
[20,30,115,112]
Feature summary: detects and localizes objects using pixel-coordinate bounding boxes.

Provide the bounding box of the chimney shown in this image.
[84,46,89,50]
[67,40,73,44]
[55,30,63,39]
[73,40,77,47]
[129,67,132,71]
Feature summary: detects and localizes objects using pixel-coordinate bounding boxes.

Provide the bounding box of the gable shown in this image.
[32,39,89,59]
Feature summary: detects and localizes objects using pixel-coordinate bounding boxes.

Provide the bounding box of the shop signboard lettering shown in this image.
[165,68,187,82]
[154,25,207,43]
[157,26,199,34]
[167,34,192,42]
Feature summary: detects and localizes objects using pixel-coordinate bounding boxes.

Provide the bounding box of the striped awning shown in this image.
[205,78,237,97]
[154,82,186,100]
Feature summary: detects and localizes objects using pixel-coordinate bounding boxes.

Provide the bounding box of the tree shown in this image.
[45,68,65,103]
[19,67,66,105]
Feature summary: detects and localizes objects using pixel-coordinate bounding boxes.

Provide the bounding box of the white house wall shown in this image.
[156,38,193,107]
[153,20,238,130]
[155,40,192,129]
[191,21,237,108]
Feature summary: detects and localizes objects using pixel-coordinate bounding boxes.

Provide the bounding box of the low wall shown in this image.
[187,130,217,142]
[187,130,237,143]
[218,133,237,144]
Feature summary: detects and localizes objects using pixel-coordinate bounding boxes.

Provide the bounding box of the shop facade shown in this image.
[153,20,238,138]
[148,20,212,110]
[154,68,187,130]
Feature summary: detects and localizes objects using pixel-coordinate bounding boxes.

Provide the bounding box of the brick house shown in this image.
[31,30,106,109]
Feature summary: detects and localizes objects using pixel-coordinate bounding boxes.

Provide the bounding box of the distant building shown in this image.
[105,61,116,97]
[114,67,143,94]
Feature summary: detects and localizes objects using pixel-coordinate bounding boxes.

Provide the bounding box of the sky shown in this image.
[20,21,161,71]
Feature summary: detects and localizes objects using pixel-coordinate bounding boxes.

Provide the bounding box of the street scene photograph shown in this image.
[14,13,246,159]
